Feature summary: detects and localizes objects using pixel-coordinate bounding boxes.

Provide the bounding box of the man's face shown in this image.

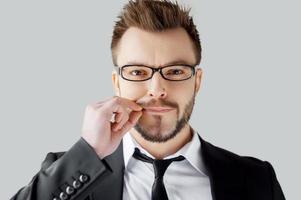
[112,27,202,143]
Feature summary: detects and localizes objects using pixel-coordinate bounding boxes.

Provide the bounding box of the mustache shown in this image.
[136,99,178,109]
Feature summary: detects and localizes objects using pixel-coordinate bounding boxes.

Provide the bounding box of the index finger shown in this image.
[114,97,143,112]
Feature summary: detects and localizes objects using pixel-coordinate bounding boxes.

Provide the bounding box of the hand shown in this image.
[81,96,143,158]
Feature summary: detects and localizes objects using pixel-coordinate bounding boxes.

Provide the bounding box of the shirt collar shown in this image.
[122,128,208,176]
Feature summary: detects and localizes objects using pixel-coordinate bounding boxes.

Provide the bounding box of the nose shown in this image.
[147,71,167,99]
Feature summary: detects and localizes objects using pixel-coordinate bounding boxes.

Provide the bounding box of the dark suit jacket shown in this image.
[11,135,286,200]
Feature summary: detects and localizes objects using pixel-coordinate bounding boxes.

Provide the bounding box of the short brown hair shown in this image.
[111,0,201,66]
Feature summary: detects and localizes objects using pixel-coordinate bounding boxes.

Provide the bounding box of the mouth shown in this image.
[143,107,175,114]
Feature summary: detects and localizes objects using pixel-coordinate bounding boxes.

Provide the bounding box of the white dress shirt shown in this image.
[122,129,213,200]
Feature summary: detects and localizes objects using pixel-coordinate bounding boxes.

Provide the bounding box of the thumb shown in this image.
[112,111,142,139]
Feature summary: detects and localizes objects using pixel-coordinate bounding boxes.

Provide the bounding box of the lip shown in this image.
[143,107,174,113]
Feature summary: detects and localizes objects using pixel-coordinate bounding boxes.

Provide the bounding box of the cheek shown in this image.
[170,82,195,98]
[171,83,195,112]
[119,82,145,99]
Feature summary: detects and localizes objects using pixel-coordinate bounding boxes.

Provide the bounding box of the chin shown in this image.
[134,122,180,143]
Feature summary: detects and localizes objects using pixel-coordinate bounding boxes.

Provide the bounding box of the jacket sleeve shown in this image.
[264,161,286,200]
[11,137,111,200]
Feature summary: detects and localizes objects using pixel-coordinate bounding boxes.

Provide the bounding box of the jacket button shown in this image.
[79,174,89,183]
[66,186,75,195]
[72,180,81,189]
[59,192,68,200]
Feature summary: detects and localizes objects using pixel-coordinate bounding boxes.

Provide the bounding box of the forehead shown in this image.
[116,27,196,67]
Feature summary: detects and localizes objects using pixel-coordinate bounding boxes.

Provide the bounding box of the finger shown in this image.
[128,111,143,125]
[111,97,143,112]
[103,103,126,122]
[113,113,129,132]
[118,110,142,130]
[112,111,142,139]
[110,109,127,130]
[112,119,136,139]
[114,122,133,138]
[114,111,123,123]
[112,105,131,124]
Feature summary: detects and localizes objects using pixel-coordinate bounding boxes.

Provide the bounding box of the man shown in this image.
[12,0,286,200]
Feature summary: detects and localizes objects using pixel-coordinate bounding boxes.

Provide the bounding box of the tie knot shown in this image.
[133,148,185,178]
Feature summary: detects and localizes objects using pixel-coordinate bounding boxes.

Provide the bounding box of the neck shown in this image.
[130,124,193,159]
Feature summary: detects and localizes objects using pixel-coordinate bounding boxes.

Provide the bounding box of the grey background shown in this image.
[0,0,299,199]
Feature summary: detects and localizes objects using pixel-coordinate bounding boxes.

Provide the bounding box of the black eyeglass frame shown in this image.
[115,64,198,82]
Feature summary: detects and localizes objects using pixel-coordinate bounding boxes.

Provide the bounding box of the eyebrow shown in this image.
[124,59,195,67]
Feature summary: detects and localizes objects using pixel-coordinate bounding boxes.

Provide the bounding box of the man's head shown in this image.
[111,0,202,143]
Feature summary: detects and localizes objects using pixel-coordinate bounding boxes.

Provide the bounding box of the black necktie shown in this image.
[133,147,185,200]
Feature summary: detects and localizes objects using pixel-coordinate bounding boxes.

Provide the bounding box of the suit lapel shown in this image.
[198,135,246,200]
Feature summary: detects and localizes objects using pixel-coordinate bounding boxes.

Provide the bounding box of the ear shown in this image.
[112,70,121,96]
[194,68,203,94]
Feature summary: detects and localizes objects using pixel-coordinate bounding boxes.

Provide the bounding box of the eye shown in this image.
[167,69,184,75]
[130,69,147,76]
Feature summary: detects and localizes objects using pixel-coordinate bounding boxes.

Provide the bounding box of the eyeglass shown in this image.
[115,64,197,82]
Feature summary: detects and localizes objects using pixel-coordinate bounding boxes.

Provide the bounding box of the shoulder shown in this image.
[201,138,275,176]
[202,139,285,199]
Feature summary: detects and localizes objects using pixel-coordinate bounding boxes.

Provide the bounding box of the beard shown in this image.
[134,92,196,143]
